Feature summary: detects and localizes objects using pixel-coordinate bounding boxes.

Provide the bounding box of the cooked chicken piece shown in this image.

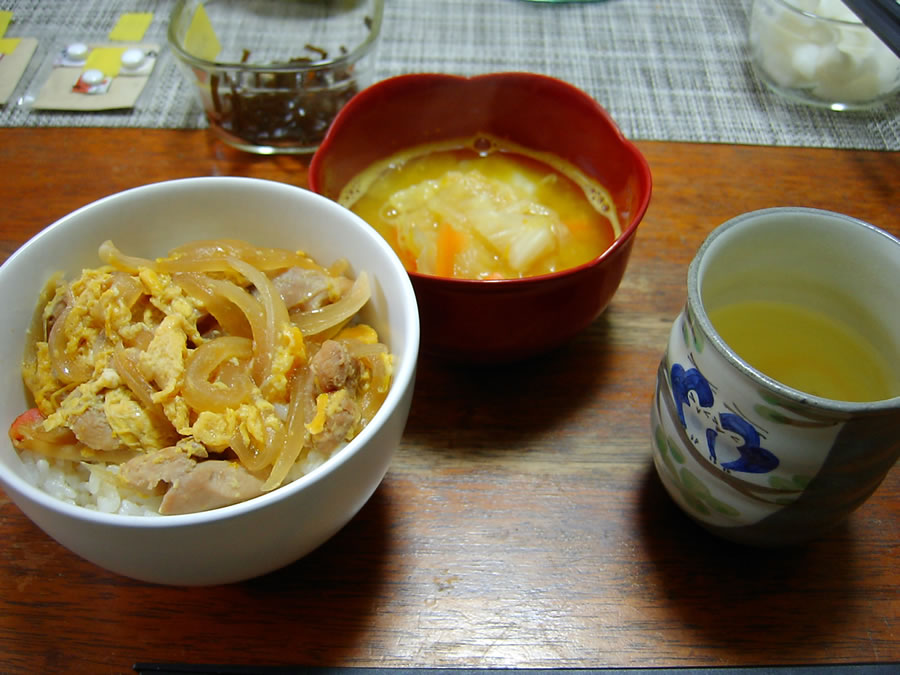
[271,267,351,311]
[119,446,196,494]
[69,404,122,451]
[159,460,264,515]
[121,445,265,514]
[310,339,359,392]
[310,391,360,455]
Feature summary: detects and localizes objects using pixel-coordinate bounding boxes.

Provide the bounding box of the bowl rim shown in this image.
[0,176,419,530]
[308,71,653,286]
[167,0,385,72]
[763,0,865,26]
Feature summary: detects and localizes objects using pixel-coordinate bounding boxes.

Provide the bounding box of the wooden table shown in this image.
[0,128,897,674]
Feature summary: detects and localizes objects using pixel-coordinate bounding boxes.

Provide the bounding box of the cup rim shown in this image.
[687,206,900,412]
[167,0,385,72]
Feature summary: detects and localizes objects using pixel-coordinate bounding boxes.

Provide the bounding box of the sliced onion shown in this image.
[48,299,93,384]
[199,277,267,386]
[344,339,389,360]
[92,272,144,324]
[357,352,392,426]
[176,273,252,338]
[291,272,370,337]
[98,240,155,273]
[157,240,314,274]
[183,336,254,413]
[230,432,268,472]
[262,367,313,491]
[111,347,176,437]
[226,257,292,399]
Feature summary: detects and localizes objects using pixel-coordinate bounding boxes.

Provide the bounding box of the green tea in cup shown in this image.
[708,299,898,403]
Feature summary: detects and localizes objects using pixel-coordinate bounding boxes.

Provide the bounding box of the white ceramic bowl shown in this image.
[0,177,419,585]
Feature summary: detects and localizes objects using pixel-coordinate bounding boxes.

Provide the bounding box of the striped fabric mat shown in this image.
[0,0,897,150]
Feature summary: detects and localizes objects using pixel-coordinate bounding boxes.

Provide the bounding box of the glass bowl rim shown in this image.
[167,0,385,73]
[762,0,865,27]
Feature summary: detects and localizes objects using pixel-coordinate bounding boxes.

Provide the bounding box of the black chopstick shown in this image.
[132,664,900,675]
[841,0,900,57]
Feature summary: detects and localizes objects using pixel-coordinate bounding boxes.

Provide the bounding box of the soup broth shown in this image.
[338,135,620,280]
[708,299,898,402]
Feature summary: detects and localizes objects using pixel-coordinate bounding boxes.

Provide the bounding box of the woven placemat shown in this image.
[1,0,898,150]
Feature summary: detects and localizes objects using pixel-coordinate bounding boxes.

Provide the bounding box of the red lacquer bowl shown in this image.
[309,72,652,362]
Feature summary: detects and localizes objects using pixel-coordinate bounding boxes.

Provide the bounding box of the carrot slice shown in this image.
[435,223,466,278]
[565,218,592,237]
[9,408,44,444]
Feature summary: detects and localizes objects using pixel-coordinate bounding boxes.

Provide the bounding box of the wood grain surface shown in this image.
[0,128,898,674]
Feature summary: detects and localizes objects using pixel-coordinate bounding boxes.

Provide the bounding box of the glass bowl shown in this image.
[749,0,900,110]
[168,0,384,154]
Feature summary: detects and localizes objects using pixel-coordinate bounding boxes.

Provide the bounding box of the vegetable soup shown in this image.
[339,134,621,279]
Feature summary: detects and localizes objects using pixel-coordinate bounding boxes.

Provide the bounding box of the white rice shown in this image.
[285,449,329,483]
[17,450,163,517]
[16,447,334,516]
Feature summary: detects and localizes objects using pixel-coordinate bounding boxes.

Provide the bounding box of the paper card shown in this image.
[30,42,159,111]
[84,46,127,78]
[109,12,154,42]
[0,11,12,38]
[0,37,37,104]
[0,37,20,54]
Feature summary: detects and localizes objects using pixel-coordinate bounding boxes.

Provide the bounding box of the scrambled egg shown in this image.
[141,314,187,402]
[306,389,348,436]
[104,386,172,451]
[191,393,281,451]
[43,366,121,431]
[24,262,295,459]
[264,323,307,402]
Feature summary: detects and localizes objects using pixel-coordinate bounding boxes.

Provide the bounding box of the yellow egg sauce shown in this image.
[338,135,621,280]
[708,299,899,402]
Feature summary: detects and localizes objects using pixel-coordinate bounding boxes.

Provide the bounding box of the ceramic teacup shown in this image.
[651,207,900,546]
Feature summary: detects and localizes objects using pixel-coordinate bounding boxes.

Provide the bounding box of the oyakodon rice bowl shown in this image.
[0,177,419,585]
[11,239,394,516]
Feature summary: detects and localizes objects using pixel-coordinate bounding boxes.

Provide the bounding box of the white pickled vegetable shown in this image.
[750,0,900,104]
[388,168,562,276]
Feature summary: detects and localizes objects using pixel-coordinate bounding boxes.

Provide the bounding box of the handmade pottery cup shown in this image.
[651,207,900,546]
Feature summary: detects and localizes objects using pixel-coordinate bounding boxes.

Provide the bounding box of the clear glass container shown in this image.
[749,0,900,110]
[168,0,384,154]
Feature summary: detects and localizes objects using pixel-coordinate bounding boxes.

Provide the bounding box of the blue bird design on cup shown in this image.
[670,362,779,475]
[670,363,713,428]
[707,412,779,474]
